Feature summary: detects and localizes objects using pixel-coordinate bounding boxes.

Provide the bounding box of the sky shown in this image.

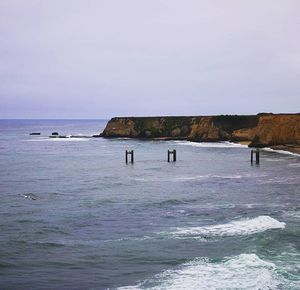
[0,0,299,119]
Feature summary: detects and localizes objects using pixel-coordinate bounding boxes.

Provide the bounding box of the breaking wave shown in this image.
[119,254,285,290]
[172,216,285,238]
[262,147,300,157]
[133,174,245,182]
[171,174,243,181]
[173,141,247,148]
[21,193,38,200]
[26,137,89,142]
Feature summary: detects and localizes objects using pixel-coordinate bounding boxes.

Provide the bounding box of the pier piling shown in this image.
[251,149,260,164]
[256,149,260,164]
[168,149,177,162]
[126,150,134,164]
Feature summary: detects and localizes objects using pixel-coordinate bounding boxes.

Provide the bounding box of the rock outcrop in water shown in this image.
[100,114,300,148]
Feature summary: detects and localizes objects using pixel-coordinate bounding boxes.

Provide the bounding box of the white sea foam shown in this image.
[171,174,243,181]
[133,174,245,182]
[262,147,300,157]
[26,137,89,142]
[119,254,283,290]
[259,176,299,185]
[282,210,300,219]
[173,140,247,148]
[172,216,285,238]
[288,163,300,167]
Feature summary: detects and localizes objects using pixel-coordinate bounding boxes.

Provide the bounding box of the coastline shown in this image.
[99,114,300,156]
[233,141,300,156]
[175,140,300,156]
[269,145,300,156]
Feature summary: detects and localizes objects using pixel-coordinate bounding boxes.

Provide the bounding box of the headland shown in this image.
[99,113,300,154]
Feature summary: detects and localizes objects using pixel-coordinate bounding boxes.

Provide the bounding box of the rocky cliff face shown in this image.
[188,115,259,142]
[102,116,195,139]
[232,114,300,147]
[101,114,300,147]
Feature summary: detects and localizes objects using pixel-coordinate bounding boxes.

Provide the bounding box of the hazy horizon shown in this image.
[1,112,300,120]
[1,0,300,119]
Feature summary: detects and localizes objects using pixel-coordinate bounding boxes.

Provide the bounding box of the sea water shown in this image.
[0,119,299,289]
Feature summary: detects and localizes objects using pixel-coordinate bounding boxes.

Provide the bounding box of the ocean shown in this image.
[0,119,299,289]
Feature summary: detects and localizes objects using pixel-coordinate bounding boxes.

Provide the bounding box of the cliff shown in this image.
[232,114,300,147]
[100,114,300,148]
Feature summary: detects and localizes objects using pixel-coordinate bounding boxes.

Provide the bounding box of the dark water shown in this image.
[0,120,299,289]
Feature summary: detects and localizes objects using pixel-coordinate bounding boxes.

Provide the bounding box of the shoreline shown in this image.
[100,114,300,150]
[100,134,300,156]
[269,145,300,156]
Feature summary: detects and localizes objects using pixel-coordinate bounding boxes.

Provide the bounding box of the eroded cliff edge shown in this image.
[100,114,300,149]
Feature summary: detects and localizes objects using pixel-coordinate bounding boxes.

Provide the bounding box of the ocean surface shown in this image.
[0,119,299,290]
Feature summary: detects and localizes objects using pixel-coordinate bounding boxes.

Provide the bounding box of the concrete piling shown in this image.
[255,149,260,164]
[168,149,177,162]
[126,150,134,164]
[251,148,260,164]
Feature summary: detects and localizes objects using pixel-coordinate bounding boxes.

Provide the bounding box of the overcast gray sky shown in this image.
[0,0,299,118]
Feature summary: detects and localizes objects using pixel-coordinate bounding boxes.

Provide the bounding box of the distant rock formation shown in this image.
[100,113,300,148]
[232,114,300,147]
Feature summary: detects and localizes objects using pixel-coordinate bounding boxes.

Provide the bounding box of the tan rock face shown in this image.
[101,114,300,147]
[232,128,256,141]
[188,117,236,141]
[153,119,166,131]
[188,117,223,141]
[248,114,300,147]
[171,128,181,137]
[102,118,138,137]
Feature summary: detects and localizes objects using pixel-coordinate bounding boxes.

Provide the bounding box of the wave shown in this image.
[282,210,300,219]
[152,199,187,207]
[171,216,285,238]
[259,176,300,185]
[288,163,300,167]
[119,254,284,290]
[173,140,247,148]
[133,174,245,182]
[262,147,300,157]
[171,174,243,181]
[21,193,38,200]
[26,137,89,142]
